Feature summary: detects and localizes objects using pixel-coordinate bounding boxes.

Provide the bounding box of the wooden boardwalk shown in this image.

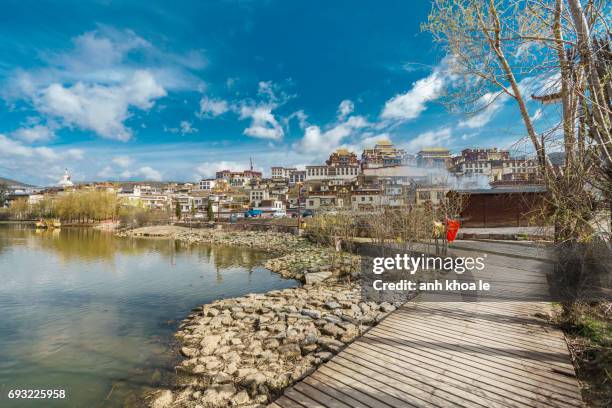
[270,242,583,408]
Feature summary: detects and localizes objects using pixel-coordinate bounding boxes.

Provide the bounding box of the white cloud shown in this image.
[235,80,294,141]
[195,160,256,178]
[179,121,197,134]
[240,105,284,140]
[97,166,114,179]
[118,166,162,181]
[1,27,207,141]
[56,29,150,73]
[284,110,308,129]
[200,80,291,142]
[530,108,543,122]
[293,115,369,155]
[11,125,55,143]
[0,135,37,157]
[379,56,460,123]
[35,70,166,141]
[257,81,279,101]
[35,146,59,161]
[137,166,162,181]
[165,121,198,135]
[47,27,205,90]
[338,99,354,120]
[0,134,86,184]
[458,92,505,129]
[112,156,132,167]
[381,71,444,121]
[403,127,452,152]
[66,148,84,160]
[199,96,229,117]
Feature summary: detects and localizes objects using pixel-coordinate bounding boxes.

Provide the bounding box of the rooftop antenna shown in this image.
[250,157,253,172]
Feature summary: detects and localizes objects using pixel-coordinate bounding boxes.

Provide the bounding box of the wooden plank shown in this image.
[302,376,373,408]
[284,387,328,408]
[270,400,298,408]
[291,382,355,408]
[334,352,494,408]
[320,359,420,408]
[370,319,580,385]
[360,325,581,393]
[354,335,582,407]
[384,310,571,354]
[268,245,583,408]
[310,370,396,408]
[380,314,577,371]
[343,342,536,408]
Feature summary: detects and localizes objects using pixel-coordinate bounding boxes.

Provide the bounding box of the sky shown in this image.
[0,0,560,186]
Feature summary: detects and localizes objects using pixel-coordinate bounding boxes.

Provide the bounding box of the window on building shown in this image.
[418,191,429,200]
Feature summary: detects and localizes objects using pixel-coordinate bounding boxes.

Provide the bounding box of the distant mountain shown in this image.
[0,177,36,188]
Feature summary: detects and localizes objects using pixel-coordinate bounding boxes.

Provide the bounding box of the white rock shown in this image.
[304,272,332,285]
[151,390,173,408]
[230,390,251,406]
[200,334,221,355]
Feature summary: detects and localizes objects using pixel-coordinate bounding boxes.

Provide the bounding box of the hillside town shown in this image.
[1,139,557,227]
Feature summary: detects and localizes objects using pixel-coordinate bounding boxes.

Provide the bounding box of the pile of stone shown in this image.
[117,226,303,254]
[150,284,400,408]
[264,249,360,283]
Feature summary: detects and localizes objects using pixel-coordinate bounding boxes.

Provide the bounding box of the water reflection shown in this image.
[4,225,268,272]
[0,224,297,407]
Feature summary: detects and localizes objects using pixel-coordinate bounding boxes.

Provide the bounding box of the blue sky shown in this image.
[0,0,558,185]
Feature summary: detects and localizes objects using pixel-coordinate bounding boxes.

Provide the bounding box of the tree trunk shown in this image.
[566,0,612,162]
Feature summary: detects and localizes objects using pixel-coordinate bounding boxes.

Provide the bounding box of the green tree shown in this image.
[191,202,197,219]
[207,200,214,221]
[0,182,7,207]
[175,201,182,220]
[9,198,30,220]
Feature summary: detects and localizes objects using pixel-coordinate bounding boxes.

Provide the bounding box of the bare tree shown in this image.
[423,0,611,243]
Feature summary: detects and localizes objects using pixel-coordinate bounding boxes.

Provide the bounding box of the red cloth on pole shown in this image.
[446,219,460,242]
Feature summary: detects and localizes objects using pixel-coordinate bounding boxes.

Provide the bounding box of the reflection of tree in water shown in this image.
[32,228,150,262]
[208,246,268,271]
[0,224,42,256]
[3,226,271,271]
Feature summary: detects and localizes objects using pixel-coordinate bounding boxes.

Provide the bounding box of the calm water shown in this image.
[0,224,298,407]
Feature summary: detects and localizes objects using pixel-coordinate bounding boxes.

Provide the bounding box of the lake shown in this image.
[0,224,298,407]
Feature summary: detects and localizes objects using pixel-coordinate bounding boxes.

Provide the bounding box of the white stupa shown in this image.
[58,168,74,188]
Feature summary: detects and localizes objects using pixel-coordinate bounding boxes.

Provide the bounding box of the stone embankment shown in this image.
[120,226,401,407]
[151,284,400,408]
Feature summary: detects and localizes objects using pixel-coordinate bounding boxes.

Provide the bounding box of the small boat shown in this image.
[35,219,47,229]
[52,219,62,228]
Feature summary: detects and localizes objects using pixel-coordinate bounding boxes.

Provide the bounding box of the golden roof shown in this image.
[420,147,449,152]
[375,139,392,146]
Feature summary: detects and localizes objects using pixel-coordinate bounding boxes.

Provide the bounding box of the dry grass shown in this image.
[556,301,612,407]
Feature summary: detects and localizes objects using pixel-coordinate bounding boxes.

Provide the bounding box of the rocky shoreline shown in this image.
[151,284,400,408]
[117,225,360,283]
[119,226,400,408]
